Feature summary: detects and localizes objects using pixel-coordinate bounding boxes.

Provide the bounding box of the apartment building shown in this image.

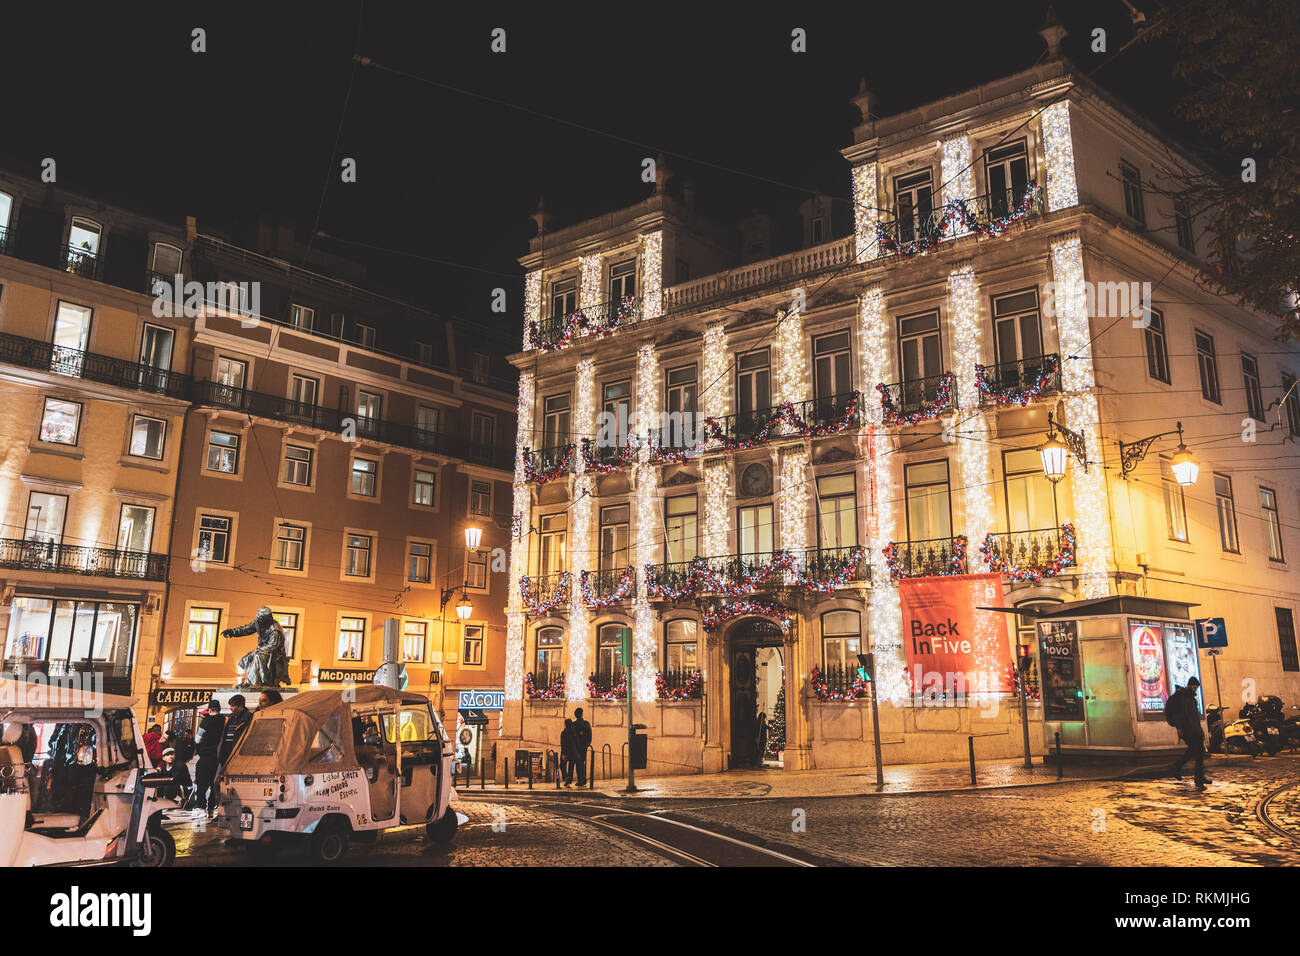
[501,39,1300,775]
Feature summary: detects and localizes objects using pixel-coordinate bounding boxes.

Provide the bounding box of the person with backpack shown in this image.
[1168,676,1211,790]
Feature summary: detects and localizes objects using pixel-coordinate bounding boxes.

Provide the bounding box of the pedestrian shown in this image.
[1169,676,1212,791]
[17,724,37,765]
[193,700,226,817]
[257,689,283,710]
[559,718,575,787]
[143,723,164,766]
[219,695,253,768]
[571,707,592,787]
[757,711,769,762]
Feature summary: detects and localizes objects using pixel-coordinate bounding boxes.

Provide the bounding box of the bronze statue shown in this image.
[224,607,291,689]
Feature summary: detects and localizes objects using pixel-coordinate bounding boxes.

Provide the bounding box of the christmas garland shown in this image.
[809,664,868,701]
[655,670,703,701]
[528,296,637,353]
[878,372,955,425]
[979,522,1076,583]
[519,571,571,615]
[793,546,867,593]
[579,567,636,608]
[702,393,860,451]
[586,672,628,701]
[703,599,794,633]
[883,535,969,581]
[524,672,566,700]
[580,436,638,474]
[974,354,1060,406]
[876,182,1040,258]
[649,440,700,465]
[523,443,575,484]
[954,181,1039,238]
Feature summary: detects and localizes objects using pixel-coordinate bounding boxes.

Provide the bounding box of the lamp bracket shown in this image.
[1047,412,1088,472]
[1118,422,1184,479]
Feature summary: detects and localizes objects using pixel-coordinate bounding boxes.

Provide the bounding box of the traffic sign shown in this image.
[1195,617,1228,649]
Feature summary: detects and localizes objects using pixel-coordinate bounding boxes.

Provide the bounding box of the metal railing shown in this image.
[977,353,1061,405]
[194,380,514,469]
[877,186,1044,251]
[879,372,955,419]
[530,667,565,693]
[524,573,570,610]
[657,668,702,698]
[953,186,1045,228]
[64,245,101,279]
[0,537,169,581]
[891,536,968,577]
[799,546,871,586]
[531,296,640,349]
[799,391,861,431]
[585,567,637,604]
[524,444,574,480]
[819,663,867,697]
[588,669,627,697]
[0,225,10,256]
[0,330,193,399]
[982,527,1075,571]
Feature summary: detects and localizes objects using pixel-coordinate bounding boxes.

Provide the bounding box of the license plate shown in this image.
[240,808,253,831]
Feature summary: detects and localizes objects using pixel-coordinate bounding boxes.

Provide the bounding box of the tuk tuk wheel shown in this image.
[133,825,176,867]
[426,809,458,844]
[308,818,351,864]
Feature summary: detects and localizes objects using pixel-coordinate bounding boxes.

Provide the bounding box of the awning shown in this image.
[458,708,490,726]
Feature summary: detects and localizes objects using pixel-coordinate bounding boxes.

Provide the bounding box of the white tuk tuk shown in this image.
[217,685,457,862]
[0,678,177,866]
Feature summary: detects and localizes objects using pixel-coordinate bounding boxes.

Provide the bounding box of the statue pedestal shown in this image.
[210,686,299,710]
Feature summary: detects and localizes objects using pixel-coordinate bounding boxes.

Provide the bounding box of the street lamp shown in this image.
[455,597,474,621]
[464,525,483,551]
[1118,420,1198,485]
[1038,412,1088,484]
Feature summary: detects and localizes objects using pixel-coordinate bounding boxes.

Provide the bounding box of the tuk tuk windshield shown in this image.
[380,707,443,744]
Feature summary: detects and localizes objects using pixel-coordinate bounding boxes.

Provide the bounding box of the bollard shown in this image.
[589,746,596,789]
[480,757,485,790]
[503,756,508,789]
[1055,731,1063,780]
[968,735,977,786]
[528,756,534,790]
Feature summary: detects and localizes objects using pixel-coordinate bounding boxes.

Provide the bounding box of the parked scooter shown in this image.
[1205,705,1261,756]
[1239,699,1287,755]
[1256,696,1300,752]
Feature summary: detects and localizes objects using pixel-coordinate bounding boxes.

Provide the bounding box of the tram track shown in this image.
[1255,779,1300,844]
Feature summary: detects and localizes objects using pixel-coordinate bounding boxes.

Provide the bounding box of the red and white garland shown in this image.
[882,535,969,581]
[809,664,869,701]
[980,522,1076,583]
[529,297,637,353]
[702,393,861,450]
[519,572,571,615]
[580,436,638,474]
[702,600,794,633]
[524,672,566,700]
[974,354,1060,407]
[579,568,636,608]
[586,673,628,701]
[878,373,955,426]
[645,548,865,602]
[875,182,1040,258]
[655,671,703,701]
[523,444,575,485]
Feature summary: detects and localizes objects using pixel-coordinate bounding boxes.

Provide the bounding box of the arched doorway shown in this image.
[728,617,785,768]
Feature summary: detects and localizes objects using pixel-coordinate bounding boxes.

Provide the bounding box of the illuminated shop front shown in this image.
[1,595,139,694]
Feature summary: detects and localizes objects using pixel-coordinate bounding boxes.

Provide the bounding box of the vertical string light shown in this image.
[579,254,603,313]
[1051,234,1110,598]
[641,231,663,320]
[702,321,731,559]
[633,344,660,701]
[567,359,597,698]
[702,322,730,421]
[779,449,809,558]
[774,307,807,409]
[949,262,993,550]
[505,371,535,701]
[942,135,975,238]
[523,270,541,351]
[1042,101,1079,213]
[852,162,879,262]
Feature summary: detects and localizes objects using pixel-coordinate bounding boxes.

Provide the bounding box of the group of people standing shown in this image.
[557,708,592,787]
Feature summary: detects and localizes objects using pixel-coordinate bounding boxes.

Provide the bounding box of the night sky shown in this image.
[2,2,1188,330]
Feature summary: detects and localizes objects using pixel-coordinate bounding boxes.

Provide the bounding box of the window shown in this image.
[609,258,636,304]
[1242,354,1265,422]
[597,624,626,681]
[1174,200,1195,252]
[470,479,491,516]
[536,627,563,679]
[1195,330,1221,403]
[601,381,631,448]
[344,533,372,577]
[117,505,155,554]
[984,139,1030,215]
[274,523,306,571]
[129,414,166,459]
[0,191,11,247]
[1283,375,1300,438]
[355,324,376,348]
[1277,608,1299,672]
[822,610,862,671]
[665,365,698,449]
[40,397,81,444]
[599,504,630,570]
[139,323,175,373]
[1144,308,1170,384]
[1161,457,1189,543]
[416,405,440,441]
[664,495,698,564]
[197,514,231,564]
[357,391,382,435]
[1003,448,1057,533]
[676,258,691,284]
[991,289,1043,366]
[1120,160,1145,223]
[472,352,490,384]
[1214,473,1239,553]
[898,310,944,405]
[738,504,774,560]
[338,617,366,661]
[214,355,247,391]
[289,374,318,411]
[408,541,432,583]
[25,492,68,544]
[813,331,852,400]
[466,549,488,589]
[811,216,825,244]
[330,312,344,337]
[51,301,92,376]
[736,349,771,419]
[402,620,427,662]
[206,431,240,473]
[462,625,484,666]
[817,474,857,550]
[289,304,314,330]
[150,242,182,282]
[413,469,436,506]
[350,457,377,497]
[1261,487,1284,562]
[905,460,952,542]
[472,412,496,449]
[664,619,698,673]
[66,217,101,276]
[274,612,298,658]
[551,278,577,320]
[416,341,433,366]
[539,513,567,578]
[542,394,571,450]
[894,169,934,243]
[282,444,313,486]
[186,607,222,657]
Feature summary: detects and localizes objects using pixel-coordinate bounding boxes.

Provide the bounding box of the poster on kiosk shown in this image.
[1129,618,1203,721]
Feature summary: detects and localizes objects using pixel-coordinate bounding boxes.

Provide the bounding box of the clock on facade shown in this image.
[740,462,771,497]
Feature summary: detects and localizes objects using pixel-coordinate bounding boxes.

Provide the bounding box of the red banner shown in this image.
[899,573,1014,695]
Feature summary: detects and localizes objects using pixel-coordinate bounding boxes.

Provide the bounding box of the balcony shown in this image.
[981,526,1076,579]
[194,380,515,469]
[877,185,1043,257]
[0,330,192,399]
[588,669,627,699]
[657,668,703,700]
[520,572,571,614]
[645,546,869,601]
[886,536,969,579]
[798,546,871,589]
[64,245,101,280]
[878,372,955,424]
[0,538,169,582]
[523,444,576,483]
[529,296,640,351]
[976,354,1061,407]
[580,567,637,606]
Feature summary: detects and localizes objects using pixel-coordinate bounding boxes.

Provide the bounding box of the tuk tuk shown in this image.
[0,678,177,866]
[218,685,457,862]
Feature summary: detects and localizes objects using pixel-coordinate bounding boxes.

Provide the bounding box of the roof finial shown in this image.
[851,77,878,123]
[1039,6,1069,58]
[530,197,551,236]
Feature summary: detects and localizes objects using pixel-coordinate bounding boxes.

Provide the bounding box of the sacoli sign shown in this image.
[457,689,505,710]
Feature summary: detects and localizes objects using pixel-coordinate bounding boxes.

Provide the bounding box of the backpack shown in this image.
[1163,688,1183,727]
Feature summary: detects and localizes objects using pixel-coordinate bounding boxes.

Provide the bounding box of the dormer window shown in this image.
[811,217,825,244]
[355,323,375,348]
[149,242,182,296]
[66,217,102,278]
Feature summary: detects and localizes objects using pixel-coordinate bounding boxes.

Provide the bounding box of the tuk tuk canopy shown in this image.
[224,686,437,776]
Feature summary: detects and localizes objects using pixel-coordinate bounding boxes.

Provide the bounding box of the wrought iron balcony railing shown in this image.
[877,186,1044,254]
[194,380,515,469]
[524,444,576,481]
[953,186,1045,229]
[523,572,571,612]
[982,527,1076,572]
[976,353,1061,406]
[65,245,101,279]
[879,372,955,421]
[528,667,565,695]
[799,392,861,432]
[889,536,969,578]
[588,669,627,697]
[0,537,169,582]
[645,546,868,600]
[530,296,641,350]
[582,567,637,605]
[818,663,867,697]
[0,224,10,256]
[657,668,703,699]
[799,546,871,587]
[0,330,192,399]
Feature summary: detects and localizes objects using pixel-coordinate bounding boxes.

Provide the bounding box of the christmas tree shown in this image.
[766,684,786,759]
